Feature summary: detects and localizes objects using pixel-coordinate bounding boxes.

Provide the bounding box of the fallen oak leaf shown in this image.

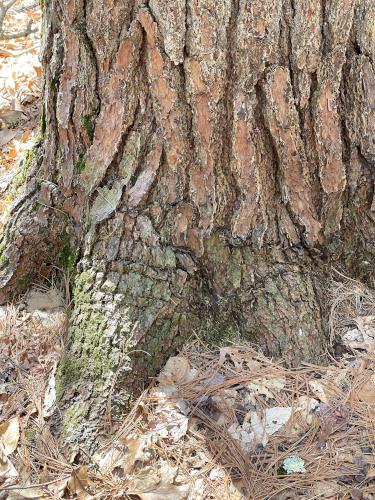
[157,356,192,384]
[349,489,363,500]
[0,48,16,57]
[308,379,329,403]
[249,407,292,447]
[122,435,153,474]
[33,66,42,78]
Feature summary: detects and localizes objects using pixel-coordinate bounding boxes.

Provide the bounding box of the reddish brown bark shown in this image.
[0,0,375,446]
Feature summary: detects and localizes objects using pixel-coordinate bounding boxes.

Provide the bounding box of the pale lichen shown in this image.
[63,403,89,434]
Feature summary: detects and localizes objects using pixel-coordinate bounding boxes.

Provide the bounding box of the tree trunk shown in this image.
[1,0,375,447]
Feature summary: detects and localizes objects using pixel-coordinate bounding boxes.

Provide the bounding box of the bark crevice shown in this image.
[1,0,375,450]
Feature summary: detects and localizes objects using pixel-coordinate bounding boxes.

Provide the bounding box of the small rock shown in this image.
[25,288,64,314]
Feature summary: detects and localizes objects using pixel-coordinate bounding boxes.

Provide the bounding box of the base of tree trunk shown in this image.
[0,151,67,304]
[2,0,375,451]
[52,222,328,449]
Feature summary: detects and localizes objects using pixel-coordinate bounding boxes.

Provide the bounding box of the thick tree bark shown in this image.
[1,0,375,447]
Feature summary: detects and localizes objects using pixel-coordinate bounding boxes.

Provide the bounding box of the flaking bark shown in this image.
[1,0,375,447]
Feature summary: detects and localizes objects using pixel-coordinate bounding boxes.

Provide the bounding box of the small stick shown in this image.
[0,474,70,492]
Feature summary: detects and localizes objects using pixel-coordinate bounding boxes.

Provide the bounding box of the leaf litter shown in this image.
[2,277,375,498]
[1,6,375,495]
[0,0,42,230]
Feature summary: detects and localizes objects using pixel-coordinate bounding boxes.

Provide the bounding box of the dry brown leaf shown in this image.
[158,356,191,384]
[8,485,48,498]
[0,445,18,480]
[45,477,71,497]
[33,66,42,77]
[246,377,285,402]
[308,379,329,403]
[0,109,23,123]
[66,466,91,499]
[7,147,18,159]
[357,376,375,403]
[311,480,340,498]
[123,436,152,474]
[136,483,190,500]
[0,49,13,57]
[316,403,349,449]
[20,130,31,142]
[0,417,20,455]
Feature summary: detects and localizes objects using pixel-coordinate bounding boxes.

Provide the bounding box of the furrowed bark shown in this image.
[1,0,375,448]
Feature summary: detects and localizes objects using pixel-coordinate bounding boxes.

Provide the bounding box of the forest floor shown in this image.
[2,3,375,500]
[2,277,375,499]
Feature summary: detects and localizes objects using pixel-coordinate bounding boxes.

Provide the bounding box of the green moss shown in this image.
[76,153,86,173]
[24,428,37,447]
[73,310,112,377]
[58,238,77,274]
[0,240,5,260]
[0,231,10,266]
[14,148,35,188]
[76,270,92,288]
[0,254,8,266]
[49,77,58,93]
[82,115,94,141]
[56,269,133,414]
[16,272,33,289]
[62,271,111,379]
[204,317,240,347]
[56,354,81,401]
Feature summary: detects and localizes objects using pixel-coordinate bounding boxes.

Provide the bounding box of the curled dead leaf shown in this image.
[0,417,20,455]
[157,356,193,384]
[66,466,91,499]
[308,380,329,403]
[94,435,153,476]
